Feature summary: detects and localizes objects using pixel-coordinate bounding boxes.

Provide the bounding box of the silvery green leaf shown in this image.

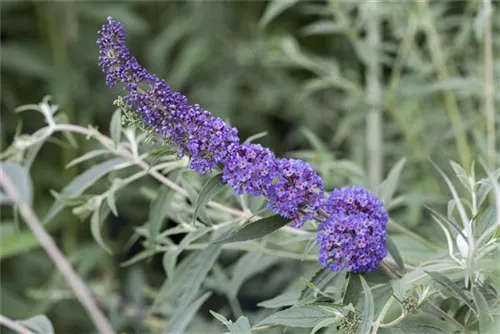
[379,322,448,333]
[209,310,230,326]
[228,252,279,298]
[65,149,110,168]
[17,315,54,334]
[148,185,172,251]
[300,267,337,303]
[301,20,345,36]
[259,0,298,29]
[176,245,222,308]
[343,273,362,306]
[163,292,211,334]
[90,201,112,254]
[449,160,472,192]
[376,158,406,205]
[243,131,268,144]
[227,316,251,334]
[0,161,33,206]
[192,172,225,225]
[425,271,476,313]
[356,276,374,334]
[386,237,405,271]
[258,291,300,309]
[44,158,128,223]
[110,108,122,146]
[310,316,342,334]
[257,304,336,328]
[472,286,490,333]
[215,214,291,244]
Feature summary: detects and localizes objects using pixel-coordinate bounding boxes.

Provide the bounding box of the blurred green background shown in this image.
[1,1,498,333]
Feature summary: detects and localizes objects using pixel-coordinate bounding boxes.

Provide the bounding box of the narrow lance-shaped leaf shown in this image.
[228,316,252,334]
[215,214,291,244]
[44,158,128,223]
[90,201,112,254]
[192,172,225,225]
[386,237,405,271]
[110,108,122,146]
[377,157,407,204]
[300,267,338,302]
[257,304,337,328]
[356,276,374,334]
[425,271,476,313]
[148,186,172,251]
[163,292,212,334]
[343,273,362,306]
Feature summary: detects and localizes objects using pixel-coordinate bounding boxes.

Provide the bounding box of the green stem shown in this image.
[365,1,383,187]
[388,219,441,252]
[417,0,472,168]
[483,0,496,170]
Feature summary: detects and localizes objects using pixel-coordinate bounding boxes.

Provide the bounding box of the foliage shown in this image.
[1,1,499,333]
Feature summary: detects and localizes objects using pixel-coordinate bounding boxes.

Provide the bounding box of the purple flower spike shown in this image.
[267,159,325,228]
[98,17,389,273]
[317,187,388,273]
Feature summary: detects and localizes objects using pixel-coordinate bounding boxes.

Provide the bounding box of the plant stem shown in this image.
[53,123,307,236]
[0,315,35,334]
[483,0,496,169]
[365,1,383,187]
[0,172,115,334]
[417,0,472,168]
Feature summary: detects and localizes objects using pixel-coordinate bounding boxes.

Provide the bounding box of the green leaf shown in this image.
[356,276,374,334]
[377,158,406,205]
[228,252,278,298]
[300,267,338,302]
[215,214,291,244]
[90,202,112,254]
[379,322,448,333]
[343,273,362,306]
[243,131,268,144]
[177,245,222,308]
[258,291,300,309]
[0,161,33,206]
[192,172,225,225]
[472,286,490,333]
[425,271,476,313]
[43,158,127,223]
[311,316,342,334]
[449,161,472,192]
[386,237,405,271]
[0,223,39,259]
[65,149,110,168]
[257,304,336,328]
[110,108,122,146]
[259,0,298,29]
[301,21,345,36]
[228,316,252,334]
[163,292,211,334]
[148,186,172,251]
[209,310,230,326]
[17,315,54,334]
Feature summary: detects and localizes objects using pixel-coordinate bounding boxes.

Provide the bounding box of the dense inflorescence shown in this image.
[317,187,388,273]
[97,17,388,273]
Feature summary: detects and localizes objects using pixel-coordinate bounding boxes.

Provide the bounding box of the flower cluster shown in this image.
[317,187,388,273]
[98,17,388,273]
[267,159,324,227]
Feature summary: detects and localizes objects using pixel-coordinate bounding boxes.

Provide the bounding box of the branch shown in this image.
[0,172,115,334]
[0,315,35,334]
